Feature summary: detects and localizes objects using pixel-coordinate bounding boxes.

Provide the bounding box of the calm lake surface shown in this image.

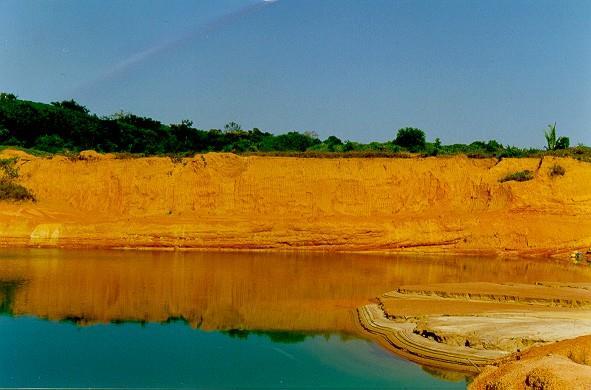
[1,249,589,389]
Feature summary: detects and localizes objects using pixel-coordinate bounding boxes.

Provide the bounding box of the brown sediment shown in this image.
[1,150,590,255]
[469,335,591,389]
[356,282,591,373]
[356,303,507,373]
[386,282,591,309]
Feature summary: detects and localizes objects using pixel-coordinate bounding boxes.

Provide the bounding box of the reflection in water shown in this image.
[0,249,589,333]
[221,328,359,346]
[0,279,26,315]
[1,249,589,388]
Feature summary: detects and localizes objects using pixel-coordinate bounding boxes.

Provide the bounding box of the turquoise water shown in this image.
[3,249,586,389]
[0,316,465,389]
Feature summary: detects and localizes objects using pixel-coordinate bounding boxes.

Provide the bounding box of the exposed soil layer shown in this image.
[470,335,591,389]
[1,150,591,254]
[357,282,591,374]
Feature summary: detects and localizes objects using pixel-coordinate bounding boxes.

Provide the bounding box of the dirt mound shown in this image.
[470,336,591,389]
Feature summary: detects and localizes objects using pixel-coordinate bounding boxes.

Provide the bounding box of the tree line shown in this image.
[0,93,572,157]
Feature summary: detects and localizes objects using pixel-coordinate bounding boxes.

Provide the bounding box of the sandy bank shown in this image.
[1,150,591,254]
[356,282,591,373]
[470,335,591,389]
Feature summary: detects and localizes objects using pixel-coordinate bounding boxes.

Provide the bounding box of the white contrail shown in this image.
[71,0,278,95]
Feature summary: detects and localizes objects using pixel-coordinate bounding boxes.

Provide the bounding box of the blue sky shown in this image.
[1,0,590,146]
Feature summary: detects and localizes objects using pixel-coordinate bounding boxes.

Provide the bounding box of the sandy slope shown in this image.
[1,150,591,254]
[470,335,591,389]
[357,282,591,374]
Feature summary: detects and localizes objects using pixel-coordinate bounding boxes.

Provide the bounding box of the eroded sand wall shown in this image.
[1,150,590,254]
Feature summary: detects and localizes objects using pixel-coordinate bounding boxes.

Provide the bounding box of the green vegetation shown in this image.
[0,157,35,201]
[549,164,566,177]
[499,170,534,183]
[0,93,322,155]
[393,127,426,152]
[0,181,35,201]
[544,122,570,151]
[0,93,587,160]
[0,157,19,179]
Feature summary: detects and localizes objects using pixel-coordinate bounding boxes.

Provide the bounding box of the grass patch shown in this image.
[549,164,566,177]
[0,145,53,158]
[113,152,145,159]
[242,150,415,158]
[0,180,35,201]
[0,157,19,179]
[545,145,591,163]
[0,157,35,201]
[500,170,534,183]
[1,144,591,162]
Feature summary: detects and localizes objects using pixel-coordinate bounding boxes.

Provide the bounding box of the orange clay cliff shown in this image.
[1,149,590,255]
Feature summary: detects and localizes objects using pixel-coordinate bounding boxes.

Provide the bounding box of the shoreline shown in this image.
[355,303,505,373]
[355,282,591,387]
[0,240,574,258]
[0,215,588,257]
